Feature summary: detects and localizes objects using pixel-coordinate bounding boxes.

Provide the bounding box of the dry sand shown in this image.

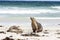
[0,25,60,40]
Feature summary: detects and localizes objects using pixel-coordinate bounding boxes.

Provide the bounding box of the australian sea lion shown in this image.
[30,17,43,33]
[7,26,23,34]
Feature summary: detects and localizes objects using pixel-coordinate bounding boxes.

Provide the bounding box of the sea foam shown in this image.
[0,6,60,14]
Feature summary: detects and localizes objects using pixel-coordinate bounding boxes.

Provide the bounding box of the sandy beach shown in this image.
[0,19,60,40]
[0,26,60,40]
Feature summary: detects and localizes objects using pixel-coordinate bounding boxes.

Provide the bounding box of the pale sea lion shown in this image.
[7,26,23,34]
[30,17,43,33]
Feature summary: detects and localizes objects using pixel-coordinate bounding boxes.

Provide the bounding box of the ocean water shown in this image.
[0,1,60,27]
[0,1,60,17]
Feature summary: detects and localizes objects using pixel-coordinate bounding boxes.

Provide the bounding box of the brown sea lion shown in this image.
[30,17,43,33]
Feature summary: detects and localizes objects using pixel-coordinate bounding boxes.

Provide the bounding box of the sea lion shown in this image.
[7,26,23,34]
[30,17,43,33]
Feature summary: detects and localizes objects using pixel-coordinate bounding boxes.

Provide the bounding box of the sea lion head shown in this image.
[30,17,35,21]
